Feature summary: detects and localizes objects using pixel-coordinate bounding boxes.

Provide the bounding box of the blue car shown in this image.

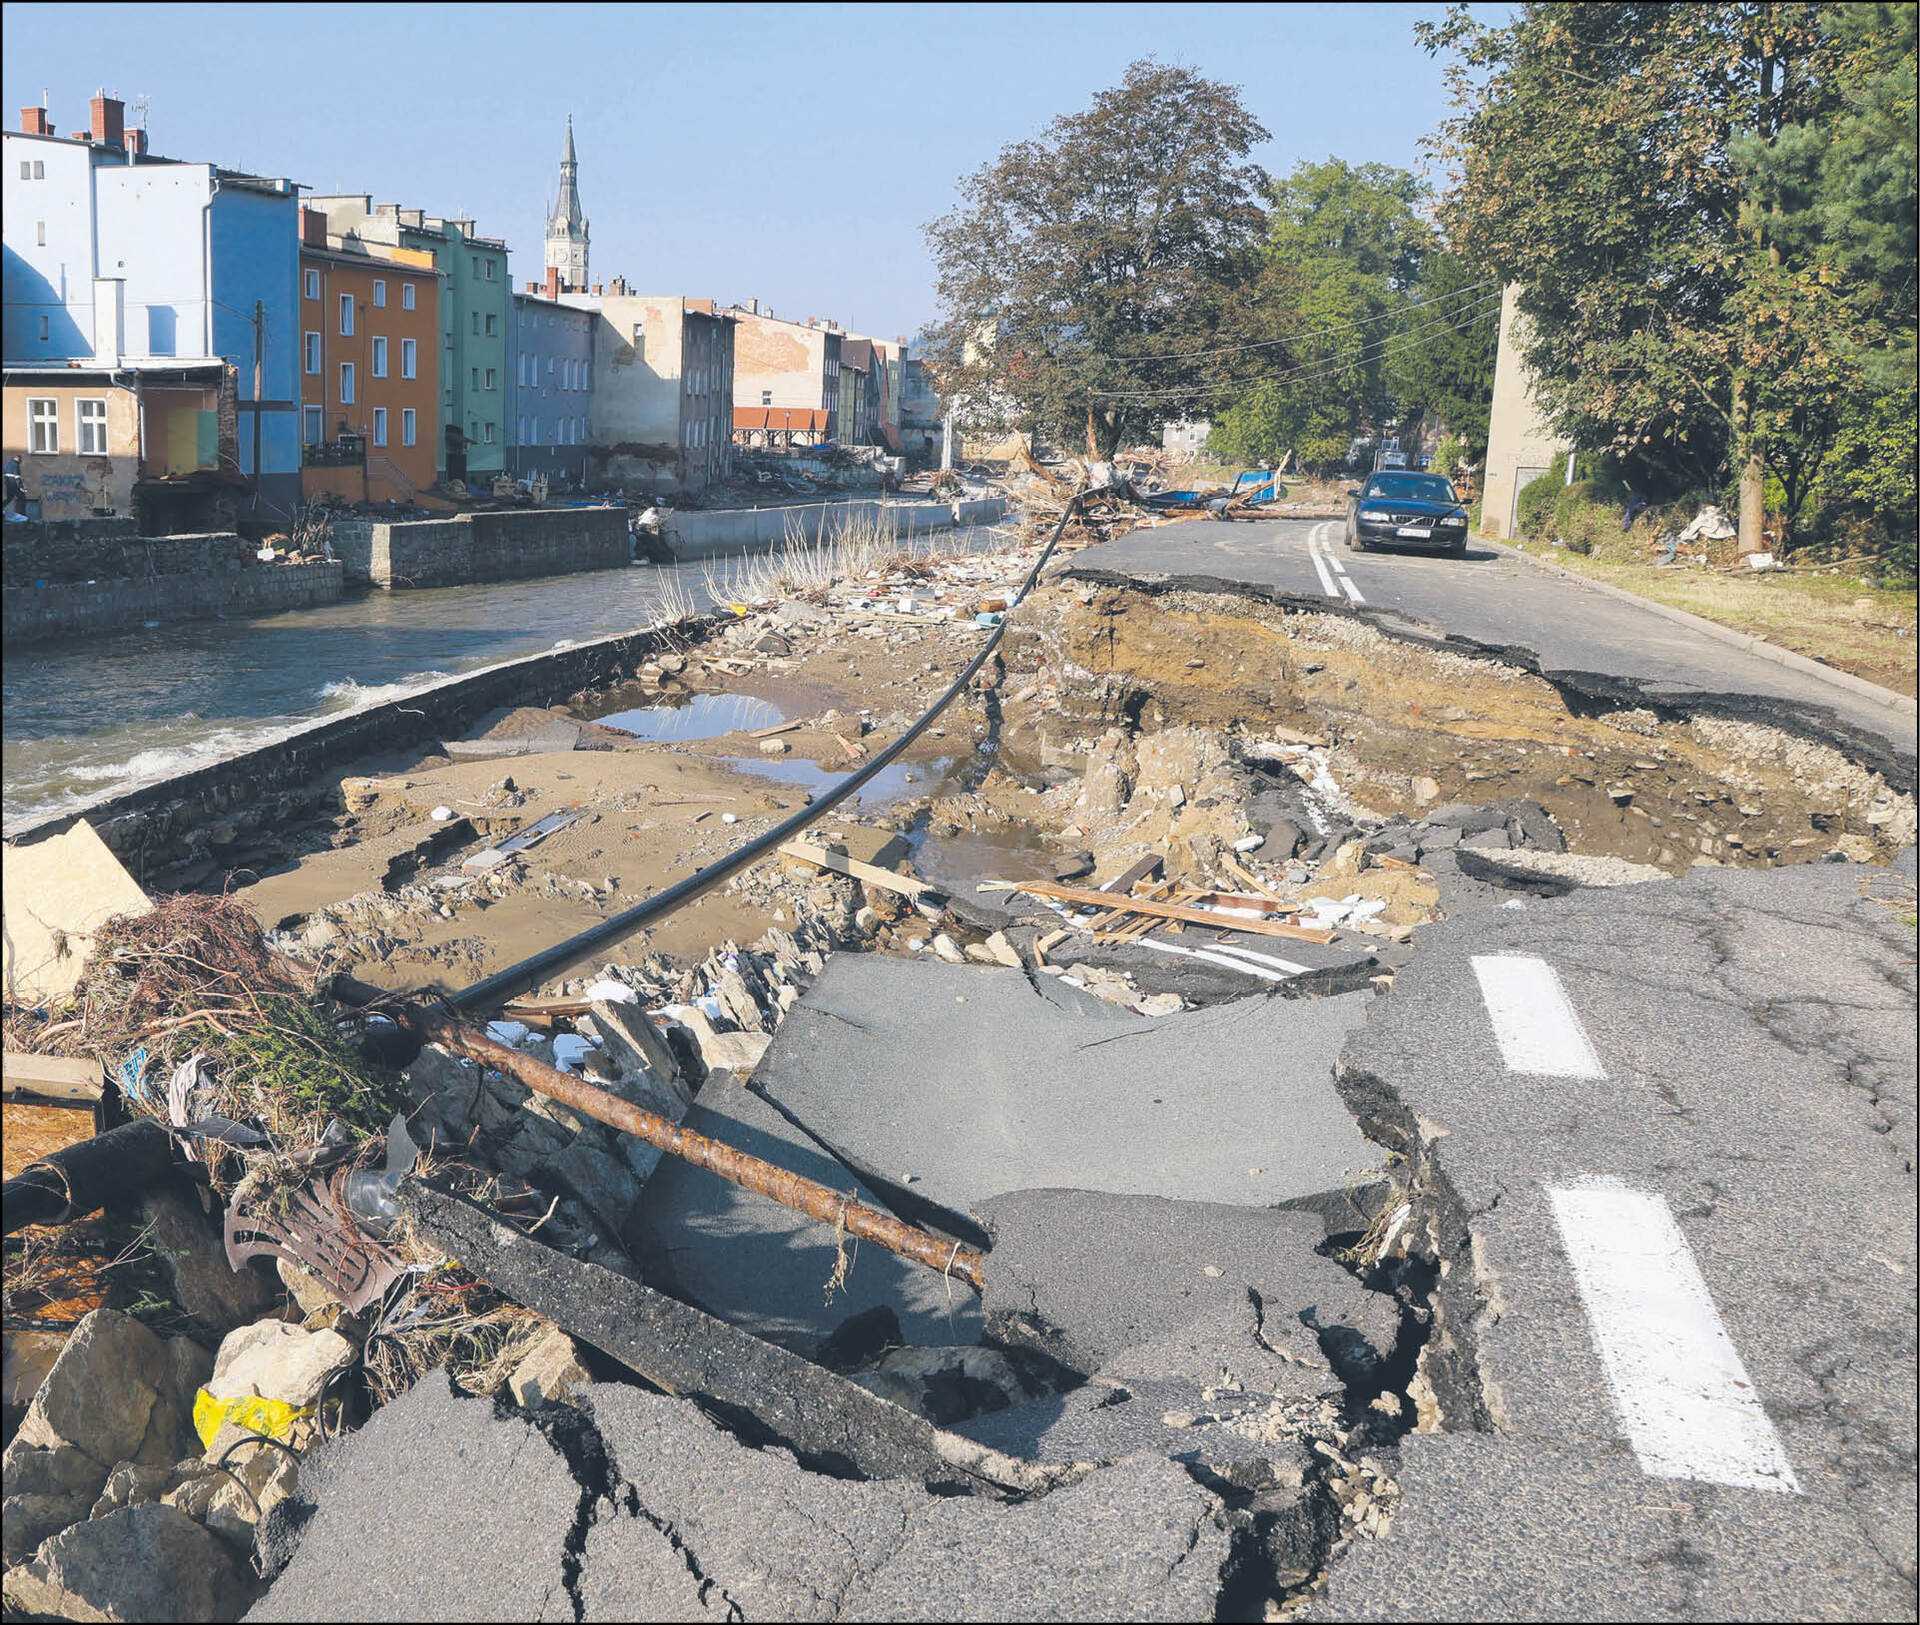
[1344,471,1470,557]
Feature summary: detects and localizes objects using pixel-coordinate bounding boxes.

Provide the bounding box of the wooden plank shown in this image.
[1221,853,1287,905]
[749,719,804,740]
[981,879,1339,944]
[2,1052,103,1105]
[778,840,942,902]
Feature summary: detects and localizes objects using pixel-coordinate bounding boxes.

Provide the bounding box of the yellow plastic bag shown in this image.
[192,1388,314,1452]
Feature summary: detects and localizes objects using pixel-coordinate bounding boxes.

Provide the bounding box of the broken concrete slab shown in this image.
[976,1189,1401,1391]
[401,1182,1030,1487]
[630,1070,983,1358]
[246,1376,582,1623]
[752,956,1382,1223]
[2,818,151,1004]
[577,1384,1233,1624]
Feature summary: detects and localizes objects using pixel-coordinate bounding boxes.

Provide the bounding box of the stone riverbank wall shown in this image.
[3,615,721,884]
[669,496,1007,560]
[329,505,630,589]
[2,520,345,646]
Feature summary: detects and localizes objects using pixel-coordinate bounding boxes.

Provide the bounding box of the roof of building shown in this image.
[4,358,226,378]
[839,338,874,371]
[733,407,831,433]
[548,116,586,236]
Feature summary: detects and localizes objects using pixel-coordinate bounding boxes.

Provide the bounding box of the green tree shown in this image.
[1419,2,1910,550]
[921,61,1276,459]
[1382,249,1498,456]
[1208,160,1435,471]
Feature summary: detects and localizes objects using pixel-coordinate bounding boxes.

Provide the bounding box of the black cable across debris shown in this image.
[449,491,1086,1011]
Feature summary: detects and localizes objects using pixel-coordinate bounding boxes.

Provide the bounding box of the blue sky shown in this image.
[4,1,1492,339]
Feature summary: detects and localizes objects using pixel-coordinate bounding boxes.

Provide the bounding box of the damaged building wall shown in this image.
[728,306,841,436]
[567,292,732,493]
[328,503,628,589]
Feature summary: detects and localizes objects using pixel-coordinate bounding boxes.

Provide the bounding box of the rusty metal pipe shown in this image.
[416,1014,987,1292]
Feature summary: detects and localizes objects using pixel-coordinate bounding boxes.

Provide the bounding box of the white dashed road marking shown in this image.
[1306,523,1339,596]
[1471,953,1607,1078]
[1549,1182,1803,1495]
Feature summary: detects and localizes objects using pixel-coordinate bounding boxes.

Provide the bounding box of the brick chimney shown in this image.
[90,91,124,149]
[21,105,51,135]
[300,207,328,248]
[544,265,560,300]
[125,126,147,158]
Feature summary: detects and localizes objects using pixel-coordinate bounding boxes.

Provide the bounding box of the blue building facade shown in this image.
[506,289,595,486]
[3,96,302,518]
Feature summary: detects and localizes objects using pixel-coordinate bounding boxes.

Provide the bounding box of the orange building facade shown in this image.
[297,212,441,504]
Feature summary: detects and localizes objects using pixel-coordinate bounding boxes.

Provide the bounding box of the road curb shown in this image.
[1481,537,1917,719]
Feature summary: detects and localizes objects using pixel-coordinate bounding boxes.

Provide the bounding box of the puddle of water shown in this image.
[909,825,1063,907]
[711,753,957,809]
[595,691,786,742]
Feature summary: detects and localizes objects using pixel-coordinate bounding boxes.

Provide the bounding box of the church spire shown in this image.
[545,116,589,291]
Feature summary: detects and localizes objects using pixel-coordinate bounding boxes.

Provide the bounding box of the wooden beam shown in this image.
[777,840,943,902]
[2,1051,104,1105]
[980,879,1338,943]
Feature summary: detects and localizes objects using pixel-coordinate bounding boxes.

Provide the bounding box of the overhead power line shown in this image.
[1117,274,1500,364]
[1095,289,1505,402]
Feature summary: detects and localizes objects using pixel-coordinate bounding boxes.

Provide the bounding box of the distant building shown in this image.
[728,304,842,439]
[1480,285,1571,539]
[509,273,595,486]
[297,210,442,504]
[560,282,732,493]
[3,94,302,522]
[543,117,590,293]
[899,351,942,464]
[836,337,882,447]
[1161,419,1211,456]
[309,196,511,484]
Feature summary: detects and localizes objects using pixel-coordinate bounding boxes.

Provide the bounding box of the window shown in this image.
[302,406,324,445]
[630,325,644,361]
[401,407,416,446]
[484,313,497,337]
[401,282,416,311]
[338,293,354,335]
[32,160,45,179]
[76,398,108,455]
[483,421,495,444]
[36,220,46,246]
[303,331,321,374]
[471,255,480,275]
[471,313,479,336]
[27,398,57,453]
[304,268,320,299]
[372,280,386,308]
[484,368,496,390]
[531,416,540,443]
[484,258,496,280]
[547,358,555,385]
[340,361,355,404]
[401,337,416,379]
[372,336,388,378]
[372,407,388,447]
[470,367,479,390]
[38,314,50,341]
[761,390,772,406]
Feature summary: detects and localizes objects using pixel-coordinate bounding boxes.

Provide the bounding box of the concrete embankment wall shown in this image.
[2,521,345,645]
[4,616,717,883]
[670,497,1007,560]
[330,505,629,589]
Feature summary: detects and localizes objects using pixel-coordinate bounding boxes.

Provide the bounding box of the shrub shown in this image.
[1515,466,1562,538]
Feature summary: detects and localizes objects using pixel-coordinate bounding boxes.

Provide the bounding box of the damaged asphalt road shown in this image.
[1319,858,1917,1620]
[1071,516,1916,783]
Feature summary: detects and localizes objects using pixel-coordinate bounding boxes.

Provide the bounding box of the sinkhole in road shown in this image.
[962,579,1915,881]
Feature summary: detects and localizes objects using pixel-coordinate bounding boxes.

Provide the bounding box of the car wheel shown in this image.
[1446,538,1467,558]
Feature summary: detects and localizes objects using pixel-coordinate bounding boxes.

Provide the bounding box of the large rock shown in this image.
[2,1503,253,1623]
[506,1326,589,1409]
[202,1321,353,1456]
[139,1186,280,1335]
[2,1327,67,1445]
[2,1310,207,1563]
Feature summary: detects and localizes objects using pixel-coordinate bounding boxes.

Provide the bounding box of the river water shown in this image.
[4,527,1012,828]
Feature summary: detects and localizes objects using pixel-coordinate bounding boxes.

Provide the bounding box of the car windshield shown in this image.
[1362,474,1457,504]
